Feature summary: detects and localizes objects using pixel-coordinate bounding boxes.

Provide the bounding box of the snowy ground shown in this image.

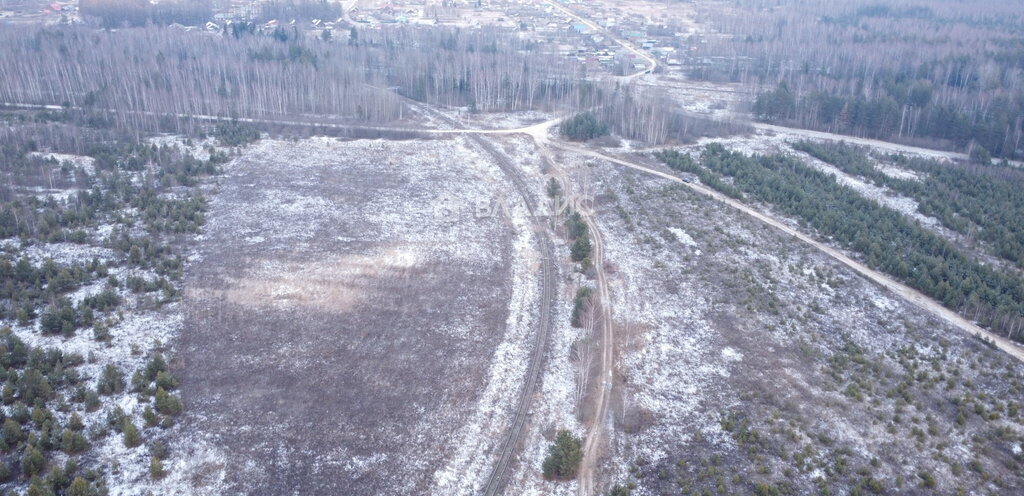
[556,145,1024,494]
[491,135,584,496]
[1,139,235,495]
[646,78,750,120]
[448,110,560,132]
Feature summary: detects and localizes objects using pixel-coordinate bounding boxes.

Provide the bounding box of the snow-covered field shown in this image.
[178,135,546,494]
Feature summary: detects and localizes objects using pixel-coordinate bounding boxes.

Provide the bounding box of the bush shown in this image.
[2,418,23,445]
[570,236,593,263]
[155,371,178,391]
[67,477,91,496]
[155,387,183,416]
[39,300,78,336]
[150,456,165,479]
[918,470,936,488]
[542,429,583,480]
[213,121,260,146]
[123,420,142,448]
[96,365,125,395]
[61,430,88,454]
[144,353,167,381]
[143,406,159,428]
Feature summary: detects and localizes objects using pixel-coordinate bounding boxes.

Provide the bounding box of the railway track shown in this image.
[466,135,557,496]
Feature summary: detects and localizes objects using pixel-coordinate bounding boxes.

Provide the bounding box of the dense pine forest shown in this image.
[792,140,1024,272]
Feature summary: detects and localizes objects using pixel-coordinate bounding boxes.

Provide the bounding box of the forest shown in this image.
[560,89,749,145]
[657,146,1024,342]
[695,0,1024,158]
[0,25,583,132]
[792,140,1024,273]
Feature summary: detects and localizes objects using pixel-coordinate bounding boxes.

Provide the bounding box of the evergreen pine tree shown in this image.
[123,420,142,448]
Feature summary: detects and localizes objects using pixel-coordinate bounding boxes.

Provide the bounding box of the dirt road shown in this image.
[575,213,614,496]
[532,137,616,496]
[412,103,559,496]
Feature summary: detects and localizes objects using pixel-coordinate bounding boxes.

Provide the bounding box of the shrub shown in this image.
[144,353,168,381]
[67,477,91,496]
[155,387,183,416]
[570,235,593,263]
[150,456,165,479]
[96,365,125,395]
[918,470,936,488]
[143,406,159,428]
[149,440,168,459]
[155,371,178,391]
[542,429,583,480]
[123,420,142,448]
[39,300,78,336]
[2,418,23,445]
[61,430,88,454]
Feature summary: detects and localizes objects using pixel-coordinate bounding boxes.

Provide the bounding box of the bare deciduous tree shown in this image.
[573,294,601,417]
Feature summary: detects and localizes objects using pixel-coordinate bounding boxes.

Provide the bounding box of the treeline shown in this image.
[0,25,583,129]
[792,140,1024,272]
[755,82,1023,159]
[596,88,748,145]
[560,88,749,145]
[697,0,1024,158]
[656,145,1024,341]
